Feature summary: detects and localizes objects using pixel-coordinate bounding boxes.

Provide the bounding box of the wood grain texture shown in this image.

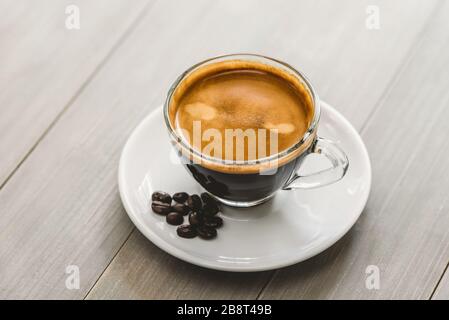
[0,0,153,299]
[433,267,449,299]
[83,0,439,299]
[87,232,271,299]
[0,0,150,187]
[260,0,449,299]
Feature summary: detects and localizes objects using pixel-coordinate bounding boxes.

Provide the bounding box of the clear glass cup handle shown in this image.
[283,137,349,190]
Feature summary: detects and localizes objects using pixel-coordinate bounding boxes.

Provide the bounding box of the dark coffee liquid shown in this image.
[185,151,309,202]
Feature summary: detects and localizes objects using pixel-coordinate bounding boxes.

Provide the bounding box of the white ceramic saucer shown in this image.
[118,102,371,272]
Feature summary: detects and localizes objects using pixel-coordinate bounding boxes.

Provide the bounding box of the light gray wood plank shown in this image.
[433,267,449,299]
[87,232,271,299]
[83,0,438,299]
[0,0,153,299]
[260,0,449,299]
[0,0,150,187]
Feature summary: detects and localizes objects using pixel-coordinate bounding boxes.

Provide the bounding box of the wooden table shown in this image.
[1,0,449,299]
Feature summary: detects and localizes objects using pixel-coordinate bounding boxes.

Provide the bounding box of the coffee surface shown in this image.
[170,60,313,163]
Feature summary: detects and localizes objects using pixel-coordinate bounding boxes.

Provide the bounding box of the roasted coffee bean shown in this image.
[204,216,223,228]
[173,192,189,203]
[187,194,202,211]
[151,201,171,215]
[188,211,203,226]
[197,225,217,240]
[172,203,190,215]
[166,212,184,225]
[200,192,217,205]
[177,225,197,239]
[203,202,219,216]
[151,191,171,204]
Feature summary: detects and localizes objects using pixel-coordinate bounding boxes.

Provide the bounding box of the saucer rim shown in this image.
[118,101,372,272]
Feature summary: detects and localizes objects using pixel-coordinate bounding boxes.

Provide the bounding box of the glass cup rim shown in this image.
[163,53,321,167]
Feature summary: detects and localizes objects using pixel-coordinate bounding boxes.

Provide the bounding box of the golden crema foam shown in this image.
[168,60,316,174]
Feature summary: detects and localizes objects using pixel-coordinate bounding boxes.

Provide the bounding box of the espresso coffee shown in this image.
[167,59,317,203]
[170,60,313,166]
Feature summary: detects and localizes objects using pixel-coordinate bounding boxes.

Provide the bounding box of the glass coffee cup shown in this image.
[164,54,348,207]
